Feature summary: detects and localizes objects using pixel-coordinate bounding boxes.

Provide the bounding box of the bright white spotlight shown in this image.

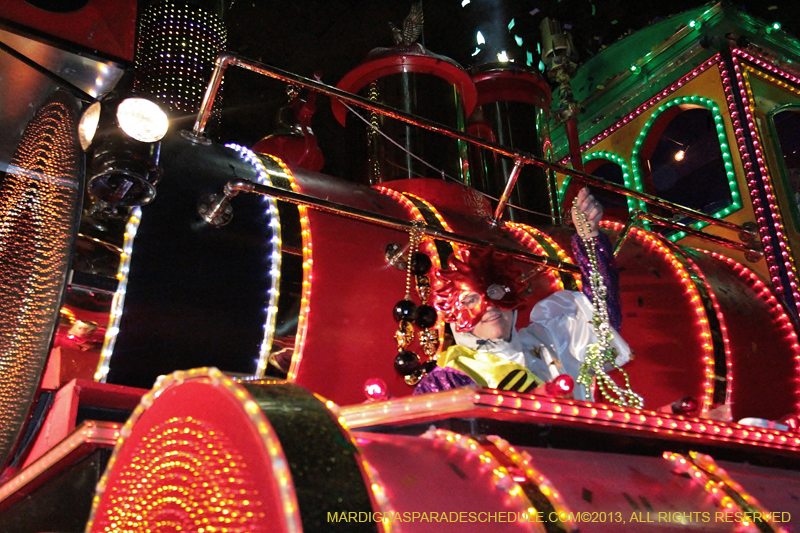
[78,101,102,150]
[116,98,169,143]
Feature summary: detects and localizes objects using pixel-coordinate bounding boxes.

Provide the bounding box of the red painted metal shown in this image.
[471,68,552,109]
[332,46,477,126]
[0,0,137,62]
[689,250,800,420]
[21,380,144,469]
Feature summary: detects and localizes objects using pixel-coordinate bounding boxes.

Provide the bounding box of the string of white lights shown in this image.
[224,143,283,378]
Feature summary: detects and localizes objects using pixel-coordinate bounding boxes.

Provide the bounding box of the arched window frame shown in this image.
[766,103,800,232]
[558,151,636,215]
[631,95,741,241]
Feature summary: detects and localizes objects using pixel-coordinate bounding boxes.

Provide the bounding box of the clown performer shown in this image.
[415,188,633,402]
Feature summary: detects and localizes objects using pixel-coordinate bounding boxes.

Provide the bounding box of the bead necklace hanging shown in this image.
[573,198,643,409]
[392,221,439,385]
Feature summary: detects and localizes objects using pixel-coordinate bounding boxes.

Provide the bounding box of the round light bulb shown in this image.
[364,378,388,401]
[116,97,169,142]
[78,101,102,150]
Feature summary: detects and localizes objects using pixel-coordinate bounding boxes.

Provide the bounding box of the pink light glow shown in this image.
[364,378,389,401]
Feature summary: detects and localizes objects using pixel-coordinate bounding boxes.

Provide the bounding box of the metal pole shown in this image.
[490,159,524,225]
[613,211,643,258]
[186,53,757,241]
[637,212,762,258]
[206,179,582,275]
[564,118,584,172]
[185,53,234,144]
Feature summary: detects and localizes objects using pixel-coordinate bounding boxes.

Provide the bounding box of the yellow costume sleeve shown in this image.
[438,345,544,393]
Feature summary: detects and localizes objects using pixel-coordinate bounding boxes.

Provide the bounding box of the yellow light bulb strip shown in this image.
[94,208,142,383]
[663,451,787,533]
[0,421,120,507]
[486,435,577,532]
[376,187,458,269]
[677,252,734,405]
[688,451,787,533]
[505,221,572,291]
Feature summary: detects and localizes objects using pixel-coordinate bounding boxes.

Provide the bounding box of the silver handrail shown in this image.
[185,52,757,241]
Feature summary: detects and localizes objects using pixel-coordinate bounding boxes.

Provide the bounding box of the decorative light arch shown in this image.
[558,151,636,214]
[260,155,313,383]
[603,220,717,412]
[631,96,742,241]
[225,144,284,378]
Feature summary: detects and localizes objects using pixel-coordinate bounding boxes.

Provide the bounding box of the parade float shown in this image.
[0,1,798,531]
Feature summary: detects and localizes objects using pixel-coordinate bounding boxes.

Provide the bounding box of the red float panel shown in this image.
[1,0,137,62]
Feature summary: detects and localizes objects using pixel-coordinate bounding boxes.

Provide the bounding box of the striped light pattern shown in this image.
[0,93,82,467]
[703,249,800,412]
[86,367,302,533]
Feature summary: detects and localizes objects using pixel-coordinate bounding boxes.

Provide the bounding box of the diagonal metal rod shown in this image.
[612,210,762,259]
[187,53,755,240]
[491,159,524,224]
[637,211,762,257]
[613,211,643,258]
[201,178,582,275]
[0,40,97,103]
